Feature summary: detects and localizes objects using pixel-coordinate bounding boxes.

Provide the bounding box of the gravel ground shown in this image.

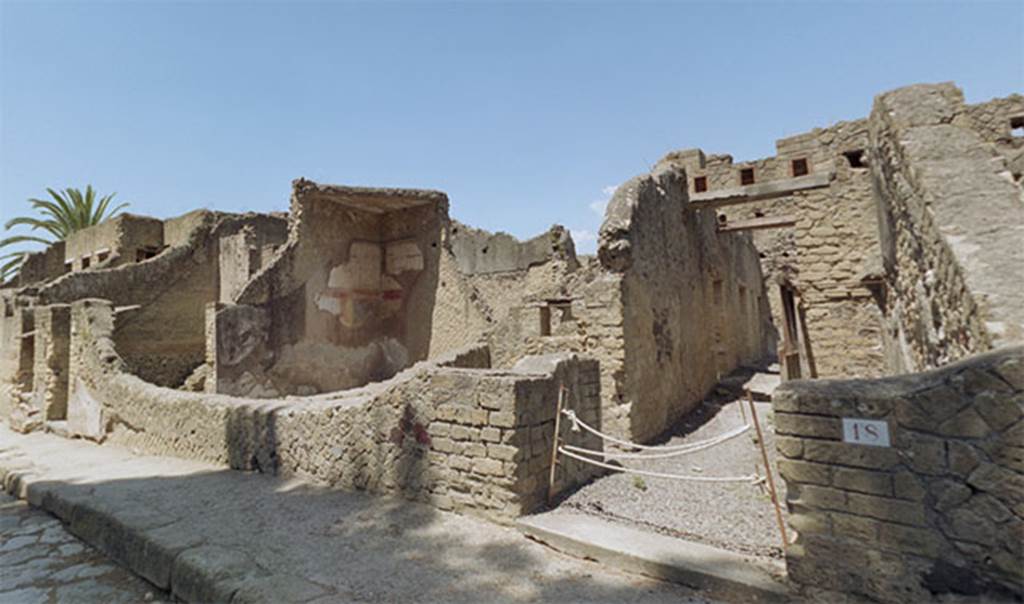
[0,492,169,603]
[560,371,788,562]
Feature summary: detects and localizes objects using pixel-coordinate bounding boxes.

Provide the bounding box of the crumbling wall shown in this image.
[218,181,446,397]
[66,298,600,522]
[26,211,283,387]
[774,346,1023,603]
[664,119,888,379]
[17,242,68,287]
[64,214,164,271]
[599,164,770,441]
[428,222,579,360]
[870,83,1024,373]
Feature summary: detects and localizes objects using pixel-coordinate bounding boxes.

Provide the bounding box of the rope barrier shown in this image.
[557,446,758,483]
[560,422,749,460]
[562,409,749,453]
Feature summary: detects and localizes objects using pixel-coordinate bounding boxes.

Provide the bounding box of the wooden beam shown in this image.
[689,171,833,210]
[717,215,797,233]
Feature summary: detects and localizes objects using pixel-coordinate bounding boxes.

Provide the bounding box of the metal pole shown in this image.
[747,389,789,550]
[547,385,567,507]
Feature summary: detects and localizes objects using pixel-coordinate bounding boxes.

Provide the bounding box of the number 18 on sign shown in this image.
[842,418,891,447]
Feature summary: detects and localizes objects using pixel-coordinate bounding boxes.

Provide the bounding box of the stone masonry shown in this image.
[774,346,1023,602]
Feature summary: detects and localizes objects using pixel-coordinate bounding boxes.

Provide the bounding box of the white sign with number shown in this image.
[842,418,891,447]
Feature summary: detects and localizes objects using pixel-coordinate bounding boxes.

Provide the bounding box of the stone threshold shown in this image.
[518,511,791,603]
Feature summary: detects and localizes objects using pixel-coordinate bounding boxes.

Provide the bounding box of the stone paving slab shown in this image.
[518,511,790,603]
[0,424,719,603]
[0,492,168,603]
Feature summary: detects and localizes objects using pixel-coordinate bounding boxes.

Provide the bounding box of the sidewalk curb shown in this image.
[0,449,308,603]
[518,511,792,603]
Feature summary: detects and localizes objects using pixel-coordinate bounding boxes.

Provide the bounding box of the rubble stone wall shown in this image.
[67,298,600,522]
[774,346,1023,602]
[870,83,1024,373]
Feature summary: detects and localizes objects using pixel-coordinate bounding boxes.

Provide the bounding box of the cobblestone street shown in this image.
[0,493,167,603]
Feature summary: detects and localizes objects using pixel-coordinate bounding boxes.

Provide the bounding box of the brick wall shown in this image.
[774,346,1023,602]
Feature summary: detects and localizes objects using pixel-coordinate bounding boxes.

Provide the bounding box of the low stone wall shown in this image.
[66,298,601,522]
[774,346,1023,602]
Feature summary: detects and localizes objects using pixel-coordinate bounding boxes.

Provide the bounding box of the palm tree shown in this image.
[0,186,129,284]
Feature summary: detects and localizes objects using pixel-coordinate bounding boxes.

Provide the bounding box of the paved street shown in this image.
[0,492,167,603]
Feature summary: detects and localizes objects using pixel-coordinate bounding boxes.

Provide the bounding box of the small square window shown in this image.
[844,150,866,168]
[740,168,755,186]
[1011,116,1024,137]
[694,176,708,193]
[791,158,809,177]
[81,256,91,269]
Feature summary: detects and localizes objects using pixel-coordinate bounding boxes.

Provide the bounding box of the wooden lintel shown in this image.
[689,171,833,210]
[717,215,797,233]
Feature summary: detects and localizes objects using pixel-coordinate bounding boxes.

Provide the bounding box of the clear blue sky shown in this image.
[1,1,1021,253]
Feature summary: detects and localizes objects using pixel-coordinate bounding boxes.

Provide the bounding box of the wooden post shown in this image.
[546,385,567,507]
[747,389,789,550]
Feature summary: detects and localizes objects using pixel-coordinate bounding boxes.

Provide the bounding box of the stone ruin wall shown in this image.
[427,221,579,361]
[599,165,771,442]
[664,120,888,380]
[453,166,771,443]
[212,181,446,398]
[63,298,601,523]
[774,346,1023,602]
[63,214,164,272]
[870,83,1024,374]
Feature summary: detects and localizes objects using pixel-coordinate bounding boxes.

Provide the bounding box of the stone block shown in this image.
[876,523,943,557]
[902,432,946,475]
[487,444,520,462]
[480,427,501,443]
[778,459,831,486]
[472,458,504,476]
[947,441,981,478]
[789,510,830,536]
[892,470,926,501]
[974,392,1022,431]
[846,493,926,526]
[775,413,841,439]
[803,440,901,470]
[489,411,515,428]
[776,436,804,458]
[993,356,1023,391]
[937,408,991,439]
[792,484,848,512]
[832,468,893,496]
[931,479,971,511]
[830,512,880,541]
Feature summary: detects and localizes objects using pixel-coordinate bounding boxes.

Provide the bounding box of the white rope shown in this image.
[561,423,750,460]
[557,446,757,483]
[562,409,749,453]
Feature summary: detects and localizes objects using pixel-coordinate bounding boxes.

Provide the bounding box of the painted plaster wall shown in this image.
[220,181,446,397]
